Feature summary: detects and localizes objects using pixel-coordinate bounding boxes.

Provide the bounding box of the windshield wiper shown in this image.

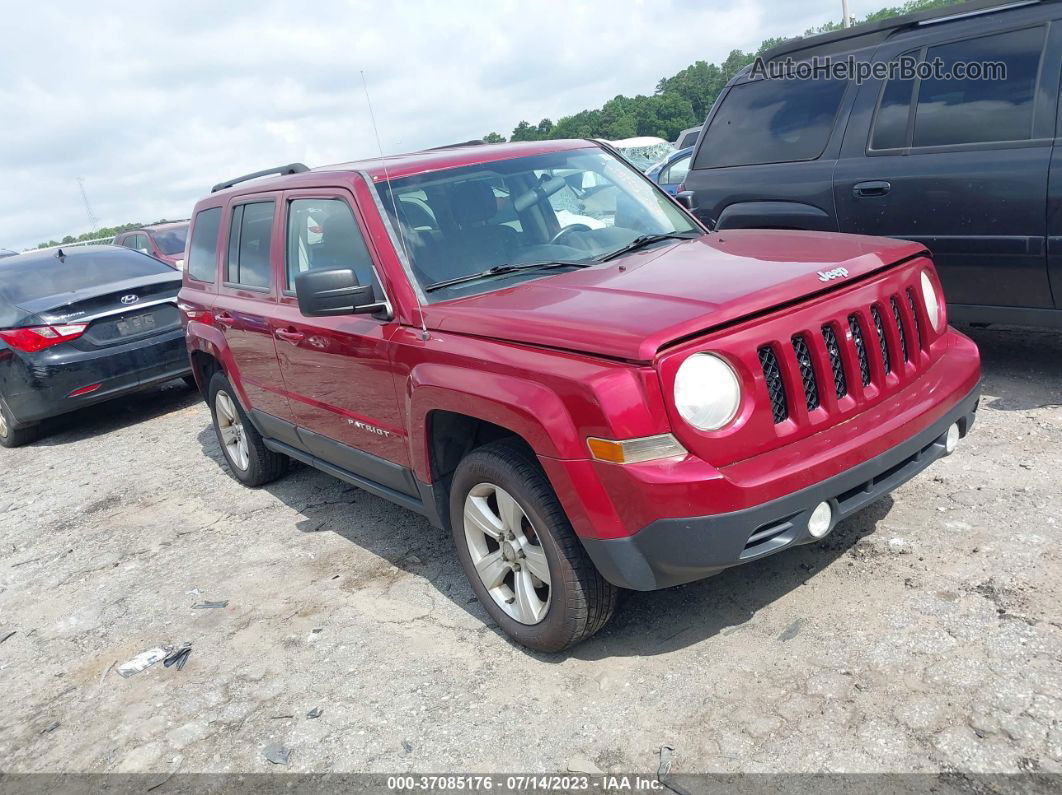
[424,261,591,293]
[598,232,701,263]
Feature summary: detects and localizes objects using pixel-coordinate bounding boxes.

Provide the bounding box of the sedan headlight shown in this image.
[920,270,944,332]
[674,353,741,431]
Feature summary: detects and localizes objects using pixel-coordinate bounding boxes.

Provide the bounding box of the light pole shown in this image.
[842,0,851,27]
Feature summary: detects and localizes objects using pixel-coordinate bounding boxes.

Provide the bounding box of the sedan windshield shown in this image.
[375,147,699,301]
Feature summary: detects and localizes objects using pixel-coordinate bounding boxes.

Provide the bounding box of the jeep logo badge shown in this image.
[120,294,140,305]
[817,267,849,283]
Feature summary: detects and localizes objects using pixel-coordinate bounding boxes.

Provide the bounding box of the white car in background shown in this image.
[601,136,677,171]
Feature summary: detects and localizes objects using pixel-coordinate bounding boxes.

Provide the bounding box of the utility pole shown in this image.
[77,176,100,233]
[842,0,852,27]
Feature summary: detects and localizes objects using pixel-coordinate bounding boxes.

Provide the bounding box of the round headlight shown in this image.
[920,270,944,332]
[674,353,741,431]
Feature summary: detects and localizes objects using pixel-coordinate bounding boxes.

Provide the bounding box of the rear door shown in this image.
[214,194,295,426]
[835,20,1058,310]
[271,188,415,497]
[684,68,856,230]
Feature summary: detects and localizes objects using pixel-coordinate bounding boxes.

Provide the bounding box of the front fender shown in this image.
[406,363,583,481]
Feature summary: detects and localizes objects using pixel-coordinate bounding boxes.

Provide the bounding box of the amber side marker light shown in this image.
[587,434,687,464]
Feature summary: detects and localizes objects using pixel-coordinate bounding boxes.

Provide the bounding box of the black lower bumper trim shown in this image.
[581,384,981,591]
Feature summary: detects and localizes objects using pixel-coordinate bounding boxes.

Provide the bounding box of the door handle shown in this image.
[215,312,236,327]
[853,180,891,198]
[275,328,305,344]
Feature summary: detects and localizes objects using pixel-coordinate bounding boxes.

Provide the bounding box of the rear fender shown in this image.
[185,322,252,409]
[715,201,835,231]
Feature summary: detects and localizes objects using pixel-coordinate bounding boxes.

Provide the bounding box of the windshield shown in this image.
[375,147,698,301]
[153,226,188,255]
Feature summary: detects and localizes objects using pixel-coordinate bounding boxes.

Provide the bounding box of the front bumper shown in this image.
[581,383,979,590]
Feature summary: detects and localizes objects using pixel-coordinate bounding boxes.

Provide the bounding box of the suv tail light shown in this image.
[0,324,88,353]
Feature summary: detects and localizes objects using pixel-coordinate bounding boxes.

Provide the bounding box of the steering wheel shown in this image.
[549,224,592,246]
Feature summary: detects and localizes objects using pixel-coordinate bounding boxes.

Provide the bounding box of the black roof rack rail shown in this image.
[762,0,1045,61]
[423,140,488,151]
[211,163,310,193]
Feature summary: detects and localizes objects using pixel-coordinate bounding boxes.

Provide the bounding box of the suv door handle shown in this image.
[853,180,891,198]
[275,328,305,344]
[215,312,236,327]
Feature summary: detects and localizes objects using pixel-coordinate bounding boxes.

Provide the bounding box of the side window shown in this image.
[285,199,377,291]
[661,155,691,185]
[914,27,1044,147]
[187,208,222,283]
[694,76,848,168]
[135,235,151,253]
[120,235,137,249]
[226,201,275,289]
[870,57,918,150]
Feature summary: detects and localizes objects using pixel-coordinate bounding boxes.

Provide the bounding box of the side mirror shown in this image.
[294,267,387,317]
[676,191,696,211]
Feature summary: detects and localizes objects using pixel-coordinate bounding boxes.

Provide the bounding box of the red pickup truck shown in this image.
[179,140,980,651]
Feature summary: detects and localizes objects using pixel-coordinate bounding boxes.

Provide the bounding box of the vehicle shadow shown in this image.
[195,421,891,659]
[29,379,200,447]
[957,324,1062,412]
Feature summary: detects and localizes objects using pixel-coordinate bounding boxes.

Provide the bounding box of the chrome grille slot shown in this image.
[891,296,909,362]
[871,304,891,374]
[758,345,788,424]
[791,334,820,411]
[821,324,847,399]
[848,314,871,387]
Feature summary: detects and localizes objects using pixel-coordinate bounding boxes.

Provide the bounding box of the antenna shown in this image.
[360,70,429,341]
[77,177,100,232]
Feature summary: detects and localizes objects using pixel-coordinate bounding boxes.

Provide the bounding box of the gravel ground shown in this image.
[0,325,1059,776]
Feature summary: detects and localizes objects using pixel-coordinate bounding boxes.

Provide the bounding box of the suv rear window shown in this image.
[187,208,222,282]
[694,76,847,169]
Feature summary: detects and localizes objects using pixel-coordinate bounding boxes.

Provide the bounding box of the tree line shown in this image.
[35,220,179,250]
[481,0,961,144]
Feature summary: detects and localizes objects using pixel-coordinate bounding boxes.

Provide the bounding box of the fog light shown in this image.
[944,422,960,455]
[808,501,833,539]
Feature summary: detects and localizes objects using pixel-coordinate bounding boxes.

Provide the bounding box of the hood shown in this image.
[427,230,927,362]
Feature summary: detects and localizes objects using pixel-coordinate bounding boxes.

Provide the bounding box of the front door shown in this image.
[271,189,414,497]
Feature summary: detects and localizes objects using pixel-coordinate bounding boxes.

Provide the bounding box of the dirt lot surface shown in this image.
[1,325,1060,776]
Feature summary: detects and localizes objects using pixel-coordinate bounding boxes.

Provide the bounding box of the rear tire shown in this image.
[207,372,287,487]
[449,439,618,652]
[0,401,38,448]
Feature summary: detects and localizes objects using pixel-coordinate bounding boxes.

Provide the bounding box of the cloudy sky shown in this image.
[0,0,849,251]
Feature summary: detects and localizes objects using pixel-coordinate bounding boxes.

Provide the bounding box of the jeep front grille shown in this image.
[758,345,788,423]
[757,289,927,425]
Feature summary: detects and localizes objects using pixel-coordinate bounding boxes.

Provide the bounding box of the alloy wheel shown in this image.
[215,391,249,471]
[463,482,551,625]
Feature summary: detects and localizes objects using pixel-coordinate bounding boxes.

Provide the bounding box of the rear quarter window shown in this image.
[187,207,222,282]
[694,76,848,168]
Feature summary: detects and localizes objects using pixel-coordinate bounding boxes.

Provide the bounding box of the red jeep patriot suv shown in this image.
[180,140,980,652]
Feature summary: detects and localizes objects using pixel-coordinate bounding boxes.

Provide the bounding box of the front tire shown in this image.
[449,439,618,652]
[207,372,287,487]
[0,401,38,448]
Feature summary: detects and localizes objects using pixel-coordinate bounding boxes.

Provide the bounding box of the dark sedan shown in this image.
[0,246,191,447]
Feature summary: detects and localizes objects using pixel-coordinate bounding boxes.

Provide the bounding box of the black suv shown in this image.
[683,0,1062,329]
